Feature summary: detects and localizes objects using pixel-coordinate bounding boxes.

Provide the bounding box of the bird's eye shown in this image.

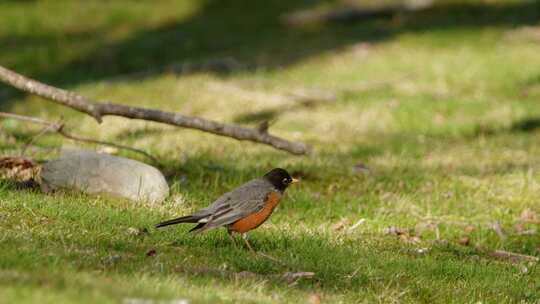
[282,178,288,184]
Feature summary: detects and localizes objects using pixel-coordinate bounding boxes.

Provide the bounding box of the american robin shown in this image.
[155,168,298,251]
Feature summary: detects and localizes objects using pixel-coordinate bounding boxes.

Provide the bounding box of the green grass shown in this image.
[1,0,540,303]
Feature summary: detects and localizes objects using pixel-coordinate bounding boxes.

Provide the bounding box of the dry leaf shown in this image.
[127,227,139,235]
[400,234,420,244]
[458,236,470,246]
[0,156,39,182]
[332,218,350,231]
[514,222,525,233]
[281,271,315,284]
[352,161,370,174]
[464,225,475,234]
[235,271,258,280]
[490,222,506,240]
[308,293,322,304]
[385,226,420,243]
[0,156,36,170]
[127,227,149,236]
[517,228,537,236]
[384,226,408,236]
[520,208,537,222]
[97,146,118,154]
[146,249,157,257]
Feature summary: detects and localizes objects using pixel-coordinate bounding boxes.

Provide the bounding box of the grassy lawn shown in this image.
[1,0,540,303]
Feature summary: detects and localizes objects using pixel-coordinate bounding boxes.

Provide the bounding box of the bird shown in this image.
[155,168,298,251]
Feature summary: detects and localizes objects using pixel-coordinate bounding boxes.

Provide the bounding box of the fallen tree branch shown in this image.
[488,249,539,264]
[0,65,310,155]
[174,265,315,284]
[0,112,159,163]
[281,1,433,26]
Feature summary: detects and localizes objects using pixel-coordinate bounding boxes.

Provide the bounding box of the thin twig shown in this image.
[21,123,55,156]
[0,112,159,163]
[257,252,290,268]
[489,250,539,263]
[0,65,310,155]
[57,128,159,164]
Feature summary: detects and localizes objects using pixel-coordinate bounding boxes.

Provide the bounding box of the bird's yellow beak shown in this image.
[291,178,299,184]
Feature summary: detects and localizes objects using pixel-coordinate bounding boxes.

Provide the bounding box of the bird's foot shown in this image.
[241,234,288,266]
[242,233,256,253]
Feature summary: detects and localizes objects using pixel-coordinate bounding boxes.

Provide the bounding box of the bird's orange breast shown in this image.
[229,191,281,233]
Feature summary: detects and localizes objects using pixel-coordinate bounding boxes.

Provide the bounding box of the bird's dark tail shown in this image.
[155,215,203,228]
[188,223,206,232]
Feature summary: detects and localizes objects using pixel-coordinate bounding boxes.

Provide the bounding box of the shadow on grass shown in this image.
[511,118,540,132]
[474,116,540,137]
[1,0,539,105]
[233,95,332,124]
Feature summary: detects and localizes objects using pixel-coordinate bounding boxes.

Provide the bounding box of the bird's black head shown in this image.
[263,168,298,191]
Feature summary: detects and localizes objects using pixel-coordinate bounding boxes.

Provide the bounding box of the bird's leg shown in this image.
[242,234,289,266]
[242,233,256,253]
[227,229,238,248]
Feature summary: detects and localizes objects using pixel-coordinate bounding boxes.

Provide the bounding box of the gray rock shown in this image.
[40,148,169,204]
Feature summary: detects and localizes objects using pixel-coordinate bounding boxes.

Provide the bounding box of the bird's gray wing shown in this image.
[198,179,273,230]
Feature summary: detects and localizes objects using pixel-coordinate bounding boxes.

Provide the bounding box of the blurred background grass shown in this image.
[1,0,540,303]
